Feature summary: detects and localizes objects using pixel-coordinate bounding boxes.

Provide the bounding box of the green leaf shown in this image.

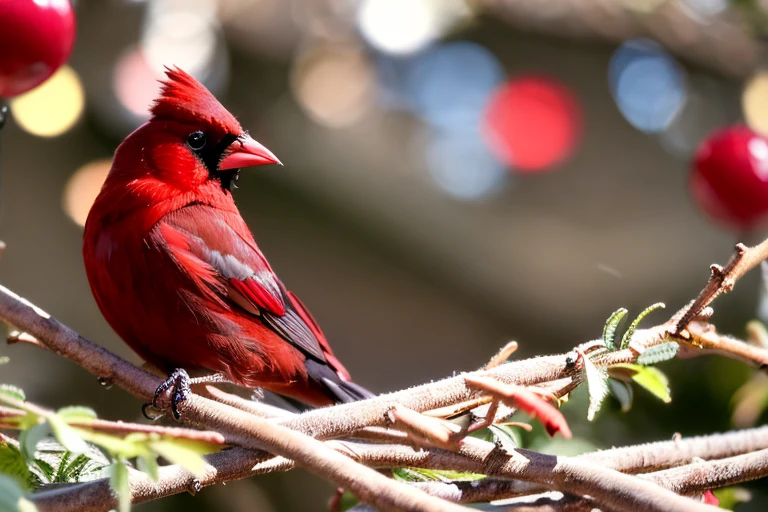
[713,486,752,510]
[31,459,55,483]
[392,467,485,483]
[601,308,627,351]
[53,452,72,483]
[0,474,37,512]
[58,453,95,482]
[392,467,429,482]
[7,412,39,431]
[584,354,609,421]
[0,443,32,490]
[336,491,360,512]
[136,454,159,482]
[148,438,217,477]
[48,415,89,454]
[608,378,633,412]
[31,439,107,485]
[0,385,25,403]
[56,406,97,423]
[620,303,665,350]
[108,460,131,512]
[20,423,50,461]
[613,364,671,403]
[75,431,150,460]
[637,342,679,365]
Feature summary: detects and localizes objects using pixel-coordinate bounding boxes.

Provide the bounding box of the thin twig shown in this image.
[484,341,519,370]
[678,321,768,367]
[70,418,226,444]
[7,330,46,349]
[385,405,464,450]
[202,385,294,419]
[676,240,768,333]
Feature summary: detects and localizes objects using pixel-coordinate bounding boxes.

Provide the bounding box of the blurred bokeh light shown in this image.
[113,47,163,119]
[141,0,221,79]
[62,159,111,227]
[743,71,768,136]
[609,38,687,133]
[10,65,84,137]
[405,42,504,132]
[291,43,375,128]
[356,0,471,56]
[660,77,736,159]
[424,128,508,200]
[483,75,582,172]
[682,0,729,19]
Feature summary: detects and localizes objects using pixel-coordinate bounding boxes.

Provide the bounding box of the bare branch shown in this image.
[411,446,768,504]
[484,341,519,370]
[7,330,46,349]
[70,418,226,445]
[385,405,464,450]
[677,321,768,367]
[30,425,768,510]
[202,385,294,419]
[642,448,768,494]
[676,240,768,333]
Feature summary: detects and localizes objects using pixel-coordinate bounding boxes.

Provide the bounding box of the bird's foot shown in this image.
[152,368,192,420]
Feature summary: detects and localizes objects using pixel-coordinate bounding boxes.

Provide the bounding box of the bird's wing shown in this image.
[153,204,331,364]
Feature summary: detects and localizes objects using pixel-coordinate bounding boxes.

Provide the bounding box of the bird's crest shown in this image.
[150,67,241,133]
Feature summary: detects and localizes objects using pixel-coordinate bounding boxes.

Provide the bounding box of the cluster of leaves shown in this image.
[0,371,219,512]
[584,303,679,421]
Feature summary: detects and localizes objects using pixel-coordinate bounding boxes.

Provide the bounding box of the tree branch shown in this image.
[412,446,768,504]
[676,240,768,334]
[33,422,768,511]
[0,284,758,511]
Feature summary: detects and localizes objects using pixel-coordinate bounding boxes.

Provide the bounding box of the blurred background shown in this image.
[3,0,768,509]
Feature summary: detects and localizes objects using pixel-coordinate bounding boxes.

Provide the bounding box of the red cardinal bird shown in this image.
[83,68,371,417]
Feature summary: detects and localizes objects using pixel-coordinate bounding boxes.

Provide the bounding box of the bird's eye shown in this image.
[187,131,207,151]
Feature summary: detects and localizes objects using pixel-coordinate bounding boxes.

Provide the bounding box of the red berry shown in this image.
[691,125,768,231]
[0,0,76,98]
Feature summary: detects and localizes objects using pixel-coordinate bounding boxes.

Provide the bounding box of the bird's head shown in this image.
[145,67,281,192]
[105,67,280,206]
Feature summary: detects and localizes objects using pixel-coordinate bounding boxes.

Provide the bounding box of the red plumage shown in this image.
[83,68,367,407]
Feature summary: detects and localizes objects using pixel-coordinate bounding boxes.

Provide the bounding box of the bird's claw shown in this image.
[152,368,191,420]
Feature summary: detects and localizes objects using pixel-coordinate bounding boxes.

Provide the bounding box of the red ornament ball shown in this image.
[691,125,768,231]
[0,0,76,98]
[483,75,582,173]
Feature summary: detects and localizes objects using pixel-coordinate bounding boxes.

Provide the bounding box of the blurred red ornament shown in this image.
[483,75,581,173]
[691,125,768,231]
[0,0,76,98]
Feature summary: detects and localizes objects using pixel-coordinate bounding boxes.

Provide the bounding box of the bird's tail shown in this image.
[323,377,375,403]
[305,359,375,405]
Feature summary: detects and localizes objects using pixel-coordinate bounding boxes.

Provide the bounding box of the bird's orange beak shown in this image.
[219,134,282,171]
